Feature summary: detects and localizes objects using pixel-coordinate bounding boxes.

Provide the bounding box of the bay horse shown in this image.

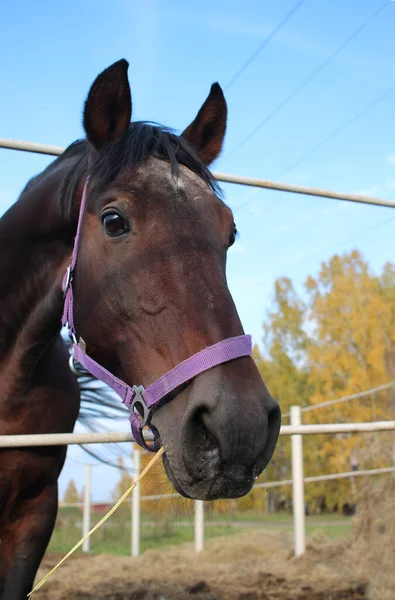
[0,59,281,599]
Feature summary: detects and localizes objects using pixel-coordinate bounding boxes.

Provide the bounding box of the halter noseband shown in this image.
[62,178,252,451]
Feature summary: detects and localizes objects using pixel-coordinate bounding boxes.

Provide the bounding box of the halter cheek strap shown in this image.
[62,178,253,452]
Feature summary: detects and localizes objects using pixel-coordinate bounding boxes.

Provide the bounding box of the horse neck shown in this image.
[0,162,79,377]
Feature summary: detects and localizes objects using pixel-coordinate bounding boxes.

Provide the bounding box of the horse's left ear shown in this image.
[83,59,132,151]
[181,83,227,166]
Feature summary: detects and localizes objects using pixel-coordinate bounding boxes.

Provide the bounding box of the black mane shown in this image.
[59,122,221,219]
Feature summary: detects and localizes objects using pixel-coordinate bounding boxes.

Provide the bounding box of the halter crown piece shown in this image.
[62,178,253,451]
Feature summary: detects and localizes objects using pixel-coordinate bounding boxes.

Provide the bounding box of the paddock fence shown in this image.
[1,139,395,559]
[1,405,395,557]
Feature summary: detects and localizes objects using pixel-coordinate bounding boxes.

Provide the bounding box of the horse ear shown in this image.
[83,59,132,151]
[181,83,227,166]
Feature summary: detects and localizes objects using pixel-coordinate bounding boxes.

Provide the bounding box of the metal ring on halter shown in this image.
[129,385,151,428]
[69,354,89,376]
[68,336,88,376]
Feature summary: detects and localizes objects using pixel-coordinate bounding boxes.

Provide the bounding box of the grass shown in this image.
[204,509,350,524]
[48,506,353,555]
[306,524,351,540]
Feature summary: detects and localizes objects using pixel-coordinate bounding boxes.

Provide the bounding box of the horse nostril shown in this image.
[183,406,221,480]
[191,407,218,455]
[260,400,282,470]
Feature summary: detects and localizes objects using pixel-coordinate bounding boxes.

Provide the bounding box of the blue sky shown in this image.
[1,0,395,501]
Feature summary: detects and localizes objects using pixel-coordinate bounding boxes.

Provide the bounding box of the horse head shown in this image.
[67,59,281,500]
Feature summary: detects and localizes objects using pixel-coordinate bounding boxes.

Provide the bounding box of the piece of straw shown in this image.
[28,446,164,596]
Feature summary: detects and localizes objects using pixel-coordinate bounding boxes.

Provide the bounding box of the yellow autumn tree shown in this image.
[258,277,313,417]
[139,449,188,515]
[111,456,132,501]
[238,278,312,511]
[302,250,395,509]
[306,250,393,398]
[111,451,171,510]
[253,250,395,512]
[64,479,79,503]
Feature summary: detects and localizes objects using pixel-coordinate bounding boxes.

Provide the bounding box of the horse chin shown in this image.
[161,451,255,501]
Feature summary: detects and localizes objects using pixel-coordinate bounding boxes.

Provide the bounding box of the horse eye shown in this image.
[102,212,128,236]
[228,223,237,247]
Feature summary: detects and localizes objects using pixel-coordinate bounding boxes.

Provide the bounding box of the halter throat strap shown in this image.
[62,178,252,451]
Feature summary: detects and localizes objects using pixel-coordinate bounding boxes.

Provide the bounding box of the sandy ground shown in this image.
[33,531,367,600]
[33,481,394,600]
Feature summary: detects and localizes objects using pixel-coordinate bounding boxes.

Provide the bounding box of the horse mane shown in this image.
[21,140,88,196]
[58,122,222,220]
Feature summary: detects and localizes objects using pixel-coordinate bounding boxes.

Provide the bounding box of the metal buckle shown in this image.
[68,337,88,375]
[63,265,73,297]
[130,385,151,428]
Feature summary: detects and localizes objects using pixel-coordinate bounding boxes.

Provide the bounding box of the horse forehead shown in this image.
[132,159,216,206]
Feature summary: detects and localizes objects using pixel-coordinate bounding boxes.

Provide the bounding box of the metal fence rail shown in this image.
[1,417,393,558]
[1,420,394,448]
[301,382,395,413]
[60,463,395,553]
[255,465,395,489]
[0,138,64,156]
[1,137,395,209]
[58,443,395,558]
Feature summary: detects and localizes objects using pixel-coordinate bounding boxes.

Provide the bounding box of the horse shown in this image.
[0,59,281,599]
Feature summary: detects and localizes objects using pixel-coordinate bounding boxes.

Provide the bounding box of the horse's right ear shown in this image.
[83,59,132,151]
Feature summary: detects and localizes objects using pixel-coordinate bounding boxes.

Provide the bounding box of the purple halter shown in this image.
[62,178,252,451]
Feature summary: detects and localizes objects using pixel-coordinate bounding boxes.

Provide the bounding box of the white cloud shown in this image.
[385,154,395,166]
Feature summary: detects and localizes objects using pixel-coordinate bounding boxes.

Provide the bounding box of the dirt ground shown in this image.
[34,481,394,600]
